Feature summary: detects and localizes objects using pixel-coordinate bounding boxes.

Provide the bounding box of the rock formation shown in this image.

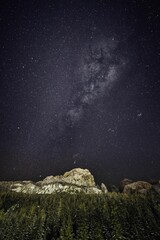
[41,168,95,187]
[123,181,152,194]
[0,169,159,196]
[0,168,102,194]
[101,183,108,193]
[120,178,133,190]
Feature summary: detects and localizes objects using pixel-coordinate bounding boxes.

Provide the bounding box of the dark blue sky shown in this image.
[0,0,160,185]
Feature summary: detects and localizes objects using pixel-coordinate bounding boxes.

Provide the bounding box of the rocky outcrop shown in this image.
[120,178,133,190]
[1,170,158,196]
[123,181,152,194]
[41,168,95,187]
[11,182,39,194]
[101,183,108,193]
[0,168,102,194]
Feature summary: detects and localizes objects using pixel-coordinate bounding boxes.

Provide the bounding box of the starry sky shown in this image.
[1,0,160,185]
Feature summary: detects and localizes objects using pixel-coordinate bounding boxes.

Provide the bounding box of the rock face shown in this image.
[41,168,95,187]
[123,181,152,194]
[0,168,102,194]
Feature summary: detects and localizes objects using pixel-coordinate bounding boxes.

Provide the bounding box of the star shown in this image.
[0,0,159,185]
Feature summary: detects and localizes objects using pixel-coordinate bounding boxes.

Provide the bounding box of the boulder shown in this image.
[63,168,95,187]
[120,178,133,190]
[123,181,152,194]
[101,183,108,193]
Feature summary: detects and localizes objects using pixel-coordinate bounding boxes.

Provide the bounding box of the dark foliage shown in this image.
[0,191,160,239]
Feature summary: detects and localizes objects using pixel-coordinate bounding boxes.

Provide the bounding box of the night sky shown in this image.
[1,0,160,185]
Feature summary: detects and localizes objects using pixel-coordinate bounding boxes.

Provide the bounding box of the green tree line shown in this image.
[0,190,160,239]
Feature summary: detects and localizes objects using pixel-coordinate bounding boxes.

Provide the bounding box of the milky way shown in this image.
[24,35,126,156]
[59,37,126,133]
[1,0,160,184]
[67,38,125,123]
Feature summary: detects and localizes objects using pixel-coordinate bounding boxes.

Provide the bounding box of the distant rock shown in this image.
[101,183,108,193]
[0,168,102,195]
[120,178,133,190]
[123,181,152,194]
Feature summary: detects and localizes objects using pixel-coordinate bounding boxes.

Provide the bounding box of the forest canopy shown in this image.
[0,190,160,240]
